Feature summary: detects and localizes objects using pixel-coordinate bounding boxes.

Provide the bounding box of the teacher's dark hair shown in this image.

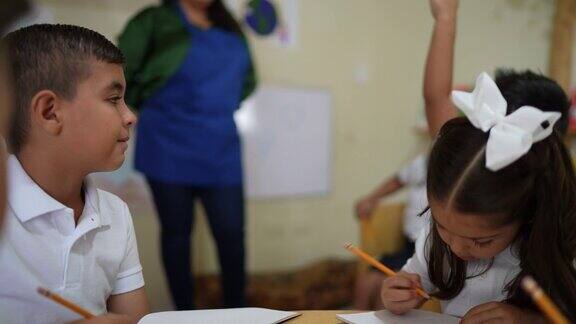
[163,0,243,35]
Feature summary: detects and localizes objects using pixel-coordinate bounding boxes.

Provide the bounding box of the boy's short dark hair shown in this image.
[4,24,125,153]
[495,69,570,135]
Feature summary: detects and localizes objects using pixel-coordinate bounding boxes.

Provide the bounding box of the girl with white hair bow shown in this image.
[380,72,576,323]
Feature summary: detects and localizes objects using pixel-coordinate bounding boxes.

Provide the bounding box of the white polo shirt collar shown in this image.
[7,155,111,231]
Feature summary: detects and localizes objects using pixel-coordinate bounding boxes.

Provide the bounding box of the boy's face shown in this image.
[0,52,12,226]
[59,60,136,173]
[0,53,12,140]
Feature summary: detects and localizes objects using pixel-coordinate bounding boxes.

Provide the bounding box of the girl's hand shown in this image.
[429,0,459,21]
[380,272,425,315]
[355,196,379,220]
[461,302,547,324]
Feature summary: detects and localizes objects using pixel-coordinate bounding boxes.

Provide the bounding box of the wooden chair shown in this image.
[359,203,441,312]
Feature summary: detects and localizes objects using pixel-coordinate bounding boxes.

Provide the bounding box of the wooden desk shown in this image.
[287,310,358,324]
[286,302,441,323]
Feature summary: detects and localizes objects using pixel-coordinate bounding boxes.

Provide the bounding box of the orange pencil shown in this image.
[37,287,94,319]
[521,276,569,324]
[344,242,430,300]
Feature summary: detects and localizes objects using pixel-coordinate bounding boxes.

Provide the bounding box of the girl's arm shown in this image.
[355,176,404,219]
[424,0,459,137]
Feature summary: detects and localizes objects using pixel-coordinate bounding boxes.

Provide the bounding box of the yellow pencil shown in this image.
[344,242,430,299]
[37,287,94,319]
[521,276,569,324]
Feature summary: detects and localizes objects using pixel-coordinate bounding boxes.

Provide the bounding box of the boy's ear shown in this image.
[30,90,63,135]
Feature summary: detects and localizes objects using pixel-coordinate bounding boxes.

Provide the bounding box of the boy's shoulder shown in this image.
[93,188,132,226]
[95,188,126,207]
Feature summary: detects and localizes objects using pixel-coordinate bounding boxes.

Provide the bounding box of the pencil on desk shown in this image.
[37,287,94,319]
[343,242,430,300]
[521,276,569,324]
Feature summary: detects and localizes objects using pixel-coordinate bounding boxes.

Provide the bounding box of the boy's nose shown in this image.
[124,105,138,127]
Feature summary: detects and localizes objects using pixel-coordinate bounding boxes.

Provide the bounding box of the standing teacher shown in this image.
[119,0,256,310]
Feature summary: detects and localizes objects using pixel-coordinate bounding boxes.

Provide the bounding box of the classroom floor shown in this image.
[195,259,355,310]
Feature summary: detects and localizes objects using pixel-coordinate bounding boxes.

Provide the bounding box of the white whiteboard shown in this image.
[235,84,332,199]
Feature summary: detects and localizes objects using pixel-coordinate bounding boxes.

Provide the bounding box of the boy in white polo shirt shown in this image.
[0,24,149,323]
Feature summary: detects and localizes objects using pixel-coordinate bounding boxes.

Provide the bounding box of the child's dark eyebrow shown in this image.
[105,81,125,93]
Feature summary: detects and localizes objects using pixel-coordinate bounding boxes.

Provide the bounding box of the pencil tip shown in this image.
[37,287,49,296]
[521,276,537,292]
[343,242,353,249]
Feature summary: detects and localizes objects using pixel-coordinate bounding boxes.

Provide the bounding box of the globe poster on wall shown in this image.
[225,0,298,48]
[244,0,278,36]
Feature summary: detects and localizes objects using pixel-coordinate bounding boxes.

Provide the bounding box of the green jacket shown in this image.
[118,4,257,111]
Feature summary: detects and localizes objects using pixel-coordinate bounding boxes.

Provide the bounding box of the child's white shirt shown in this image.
[0,156,144,323]
[397,154,429,242]
[402,226,520,318]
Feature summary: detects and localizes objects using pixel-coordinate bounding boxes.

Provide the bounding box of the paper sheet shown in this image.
[138,307,300,324]
[337,309,459,324]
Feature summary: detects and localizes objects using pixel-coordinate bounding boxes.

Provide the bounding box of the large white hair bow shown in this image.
[451,72,561,171]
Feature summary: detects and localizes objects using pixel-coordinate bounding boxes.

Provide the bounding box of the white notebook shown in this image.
[138,307,300,324]
[337,309,459,324]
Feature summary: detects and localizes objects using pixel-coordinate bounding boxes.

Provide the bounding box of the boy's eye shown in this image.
[107,96,122,104]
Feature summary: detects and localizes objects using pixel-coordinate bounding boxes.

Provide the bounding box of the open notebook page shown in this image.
[337,309,459,324]
[139,307,300,324]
